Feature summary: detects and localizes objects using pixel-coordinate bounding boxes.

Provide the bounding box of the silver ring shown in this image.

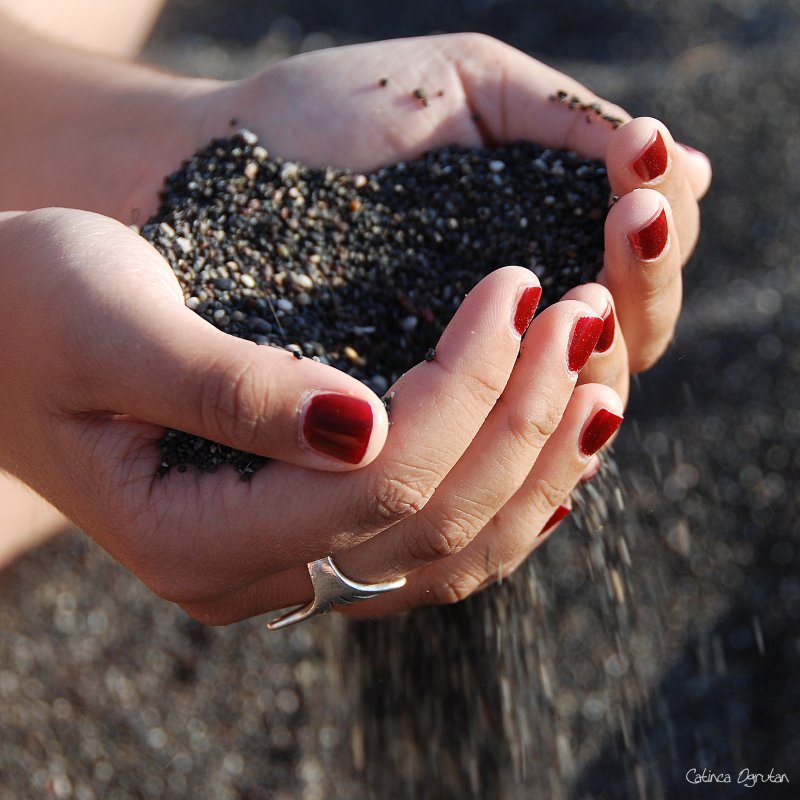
[266,555,406,631]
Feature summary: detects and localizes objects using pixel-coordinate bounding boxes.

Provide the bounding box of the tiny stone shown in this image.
[244,162,259,180]
[290,272,314,291]
[175,236,192,254]
[425,347,436,362]
[488,160,506,172]
[239,129,258,145]
[343,346,366,367]
[280,162,300,180]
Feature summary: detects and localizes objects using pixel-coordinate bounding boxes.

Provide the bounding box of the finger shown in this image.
[442,33,631,157]
[381,383,624,612]
[332,298,604,587]
[560,282,630,405]
[85,287,391,472]
[598,188,682,373]
[676,142,713,201]
[180,267,545,622]
[606,117,700,261]
[4,209,387,473]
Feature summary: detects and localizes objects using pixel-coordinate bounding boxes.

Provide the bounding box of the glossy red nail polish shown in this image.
[303,393,373,464]
[628,208,668,260]
[594,306,615,353]
[632,130,668,181]
[568,316,604,372]
[514,285,542,336]
[540,504,571,536]
[580,408,623,456]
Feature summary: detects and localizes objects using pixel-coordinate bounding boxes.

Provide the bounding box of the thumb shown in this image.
[94,298,389,472]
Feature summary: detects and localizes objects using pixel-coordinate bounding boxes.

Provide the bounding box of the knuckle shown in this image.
[403,511,475,564]
[363,467,434,526]
[451,31,499,54]
[505,392,564,453]
[198,357,265,449]
[461,361,510,410]
[527,474,571,520]
[423,569,483,606]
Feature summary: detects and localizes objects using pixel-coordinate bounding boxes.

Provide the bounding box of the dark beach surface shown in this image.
[2,1,800,798]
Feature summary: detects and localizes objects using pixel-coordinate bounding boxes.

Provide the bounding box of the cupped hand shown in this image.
[0,208,625,623]
[196,33,711,381]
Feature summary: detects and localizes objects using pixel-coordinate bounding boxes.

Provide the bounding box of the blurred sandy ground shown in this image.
[3,1,800,798]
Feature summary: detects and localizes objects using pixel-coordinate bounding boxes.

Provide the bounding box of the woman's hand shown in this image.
[0,208,625,622]
[197,33,711,380]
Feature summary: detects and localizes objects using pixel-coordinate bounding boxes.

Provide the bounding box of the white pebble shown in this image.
[239,128,258,145]
[400,315,418,332]
[252,145,268,160]
[488,160,506,172]
[276,298,294,313]
[239,274,256,289]
[174,236,192,254]
[244,162,259,180]
[158,222,175,238]
[290,272,314,291]
[280,162,300,180]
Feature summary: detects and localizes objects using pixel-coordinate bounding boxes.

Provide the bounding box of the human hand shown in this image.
[196,33,711,382]
[0,208,624,622]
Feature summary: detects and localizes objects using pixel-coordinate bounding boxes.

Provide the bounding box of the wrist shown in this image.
[0,17,223,222]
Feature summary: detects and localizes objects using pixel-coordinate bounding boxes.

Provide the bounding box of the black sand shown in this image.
[141,136,609,477]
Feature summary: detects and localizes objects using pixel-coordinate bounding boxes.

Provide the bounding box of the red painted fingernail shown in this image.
[580,408,624,456]
[568,316,604,372]
[628,208,668,260]
[632,130,668,181]
[594,306,615,353]
[513,285,542,337]
[541,504,571,536]
[303,393,373,464]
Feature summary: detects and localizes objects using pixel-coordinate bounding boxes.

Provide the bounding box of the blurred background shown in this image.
[2,1,800,798]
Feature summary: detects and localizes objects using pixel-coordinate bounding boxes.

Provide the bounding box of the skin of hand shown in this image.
[0,208,623,622]
[0,30,711,620]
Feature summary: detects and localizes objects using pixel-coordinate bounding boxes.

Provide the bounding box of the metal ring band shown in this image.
[266,556,406,630]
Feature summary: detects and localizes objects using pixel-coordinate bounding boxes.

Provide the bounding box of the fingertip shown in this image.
[607,116,674,190]
[577,386,625,457]
[608,187,673,262]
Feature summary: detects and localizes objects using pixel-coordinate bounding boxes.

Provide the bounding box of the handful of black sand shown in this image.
[140,131,610,477]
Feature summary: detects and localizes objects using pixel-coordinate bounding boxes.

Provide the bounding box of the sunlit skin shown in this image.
[0,10,710,622]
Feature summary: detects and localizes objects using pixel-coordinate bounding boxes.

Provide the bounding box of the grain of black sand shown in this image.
[141,134,609,477]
